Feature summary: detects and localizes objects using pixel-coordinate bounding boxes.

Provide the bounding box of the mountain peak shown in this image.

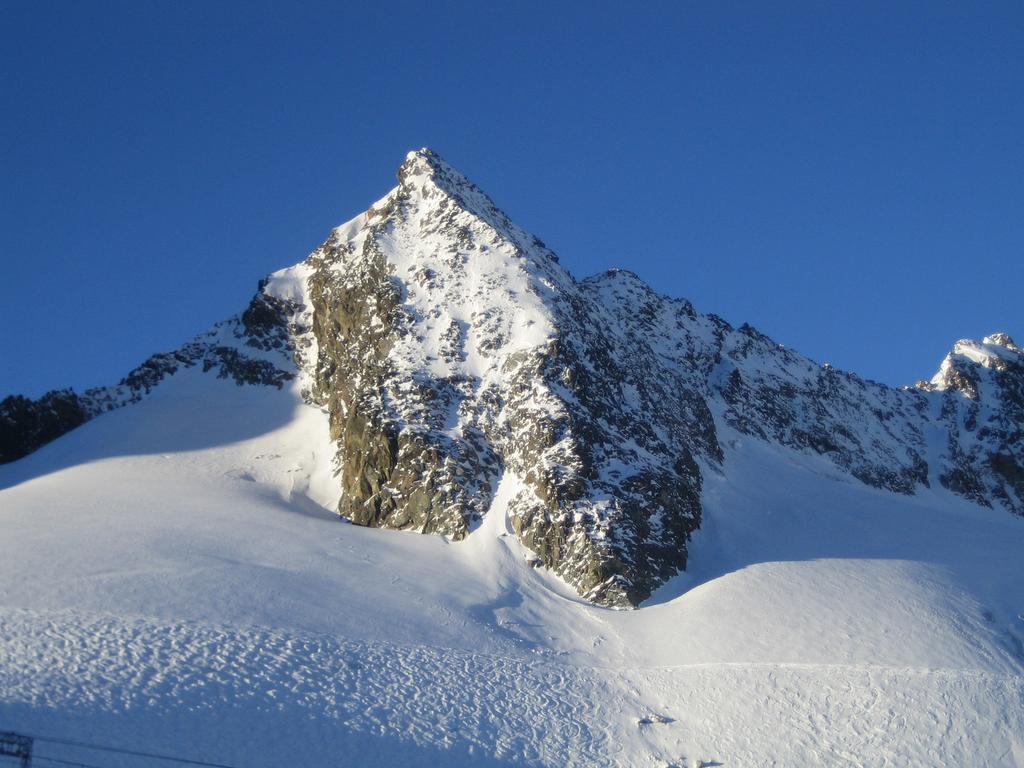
[5,149,1023,613]
[398,147,455,182]
[923,332,1022,400]
[391,148,560,269]
[949,334,1021,369]
[397,147,479,200]
[983,331,1018,350]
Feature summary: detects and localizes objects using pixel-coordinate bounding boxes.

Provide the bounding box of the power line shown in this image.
[19,733,241,768]
[32,756,107,768]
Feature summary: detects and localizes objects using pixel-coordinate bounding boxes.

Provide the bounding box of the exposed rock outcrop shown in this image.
[297,150,720,605]
[918,334,1024,510]
[0,389,88,463]
[0,289,300,462]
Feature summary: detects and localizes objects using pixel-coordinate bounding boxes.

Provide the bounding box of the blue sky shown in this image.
[2,1,1022,397]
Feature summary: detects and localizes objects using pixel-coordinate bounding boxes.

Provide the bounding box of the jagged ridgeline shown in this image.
[2,149,1022,607]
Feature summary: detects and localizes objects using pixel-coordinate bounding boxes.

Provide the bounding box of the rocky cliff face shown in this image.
[917,333,1024,510]
[298,151,721,605]
[587,268,1024,519]
[3,148,1021,606]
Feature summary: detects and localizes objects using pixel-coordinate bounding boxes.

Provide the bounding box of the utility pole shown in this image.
[0,732,32,768]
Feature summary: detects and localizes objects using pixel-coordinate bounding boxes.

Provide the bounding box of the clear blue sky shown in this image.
[2,1,1022,397]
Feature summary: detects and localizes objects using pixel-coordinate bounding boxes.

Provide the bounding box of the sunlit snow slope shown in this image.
[2,366,1023,767]
[2,149,1024,766]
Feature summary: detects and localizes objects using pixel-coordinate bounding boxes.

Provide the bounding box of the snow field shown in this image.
[1,352,1023,766]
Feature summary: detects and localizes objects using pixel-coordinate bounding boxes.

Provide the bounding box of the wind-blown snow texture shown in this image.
[1,373,1022,767]
[1,149,1023,765]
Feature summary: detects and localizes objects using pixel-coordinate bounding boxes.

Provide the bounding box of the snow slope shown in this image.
[2,367,1023,766]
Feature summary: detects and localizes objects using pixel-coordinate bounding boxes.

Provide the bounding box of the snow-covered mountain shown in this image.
[1,149,1022,766]
[4,148,1021,606]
